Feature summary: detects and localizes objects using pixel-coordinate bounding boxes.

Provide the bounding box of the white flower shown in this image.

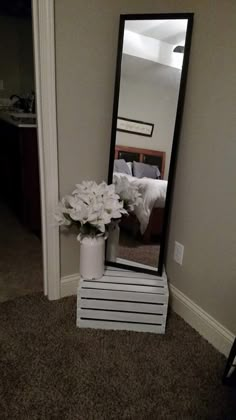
[55,180,127,237]
[113,175,142,212]
[55,210,71,226]
[69,201,88,223]
[55,200,71,226]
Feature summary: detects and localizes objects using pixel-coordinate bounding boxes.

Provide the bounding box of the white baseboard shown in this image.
[169,283,234,357]
[60,273,79,298]
[60,272,234,356]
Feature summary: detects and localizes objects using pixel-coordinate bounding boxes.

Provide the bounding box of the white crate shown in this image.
[77,266,169,334]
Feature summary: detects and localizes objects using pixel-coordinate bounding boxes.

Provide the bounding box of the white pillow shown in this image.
[127,162,132,175]
[113,159,132,175]
[133,161,161,179]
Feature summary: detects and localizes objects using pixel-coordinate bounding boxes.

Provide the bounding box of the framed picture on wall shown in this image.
[117,117,154,137]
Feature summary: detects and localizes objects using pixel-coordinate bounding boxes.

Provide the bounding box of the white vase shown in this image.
[79,236,105,280]
[106,221,120,262]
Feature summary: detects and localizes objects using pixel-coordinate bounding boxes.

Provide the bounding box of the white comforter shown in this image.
[113,173,167,234]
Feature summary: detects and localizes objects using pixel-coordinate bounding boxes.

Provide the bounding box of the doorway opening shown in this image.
[0,0,43,302]
[0,0,60,302]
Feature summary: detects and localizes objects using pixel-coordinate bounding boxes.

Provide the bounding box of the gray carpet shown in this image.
[118,231,160,268]
[0,203,43,302]
[0,294,235,419]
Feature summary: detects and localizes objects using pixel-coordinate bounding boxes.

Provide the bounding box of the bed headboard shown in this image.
[115,145,166,179]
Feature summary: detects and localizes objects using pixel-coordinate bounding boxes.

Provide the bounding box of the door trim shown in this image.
[32,0,60,299]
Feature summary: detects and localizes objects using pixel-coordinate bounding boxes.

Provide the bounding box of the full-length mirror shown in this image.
[107,13,193,275]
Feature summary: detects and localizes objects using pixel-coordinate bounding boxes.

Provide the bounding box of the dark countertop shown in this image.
[0,111,37,128]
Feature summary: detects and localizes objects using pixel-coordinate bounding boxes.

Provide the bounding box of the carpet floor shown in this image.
[118,231,160,268]
[0,203,43,302]
[0,294,235,419]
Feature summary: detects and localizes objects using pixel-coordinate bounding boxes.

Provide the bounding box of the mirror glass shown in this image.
[107,15,193,274]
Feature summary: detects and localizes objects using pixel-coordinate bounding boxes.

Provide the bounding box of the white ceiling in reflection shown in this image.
[123,20,188,70]
[125,19,188,45]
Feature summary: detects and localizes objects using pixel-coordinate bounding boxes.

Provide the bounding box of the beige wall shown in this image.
[55,0,236,335]
[0,15,34,98]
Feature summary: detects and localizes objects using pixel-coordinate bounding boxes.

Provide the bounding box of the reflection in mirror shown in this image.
[107,15,193,274]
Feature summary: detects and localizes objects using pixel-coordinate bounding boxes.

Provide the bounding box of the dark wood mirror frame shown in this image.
[106,12,194,276]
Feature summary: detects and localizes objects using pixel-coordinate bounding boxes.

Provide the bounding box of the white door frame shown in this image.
[32,0,60,300]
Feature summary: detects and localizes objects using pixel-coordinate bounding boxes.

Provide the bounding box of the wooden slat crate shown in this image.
[77,266,169,334]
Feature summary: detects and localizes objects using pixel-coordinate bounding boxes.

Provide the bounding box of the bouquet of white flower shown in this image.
[55,181,127,239]
[113,174,142,212]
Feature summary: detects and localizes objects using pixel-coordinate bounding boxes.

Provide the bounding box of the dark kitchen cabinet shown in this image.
[0,119,41,234]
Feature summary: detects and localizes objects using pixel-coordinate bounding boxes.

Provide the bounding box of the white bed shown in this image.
[113,172,167,234]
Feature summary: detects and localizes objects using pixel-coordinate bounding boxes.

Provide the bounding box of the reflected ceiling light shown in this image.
[173,45,185,53]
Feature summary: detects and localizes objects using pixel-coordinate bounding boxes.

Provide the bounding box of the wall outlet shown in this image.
[174,241,184,265]
[0,80,4,90]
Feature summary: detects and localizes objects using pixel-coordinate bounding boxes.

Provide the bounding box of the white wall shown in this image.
[0,15,34,98]
[123,29,184,69]
[117,55,180,179]
[55,0,236,335]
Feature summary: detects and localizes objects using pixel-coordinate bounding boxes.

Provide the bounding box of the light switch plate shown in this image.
[0,80,4,90]
[174,241,184,265]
